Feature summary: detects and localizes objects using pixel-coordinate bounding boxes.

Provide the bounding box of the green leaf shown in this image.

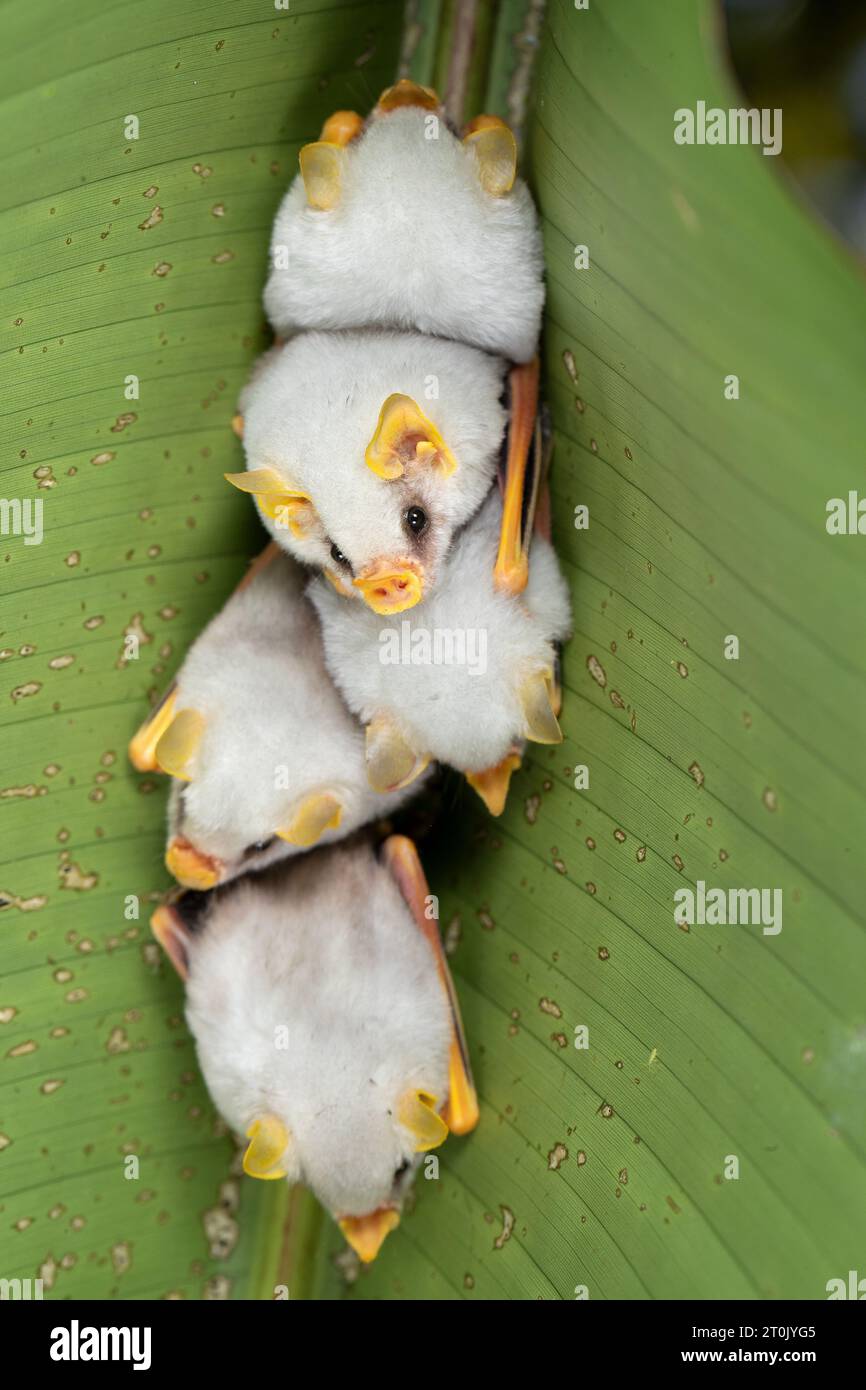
[0,0,403,1301]
[312,0,866,1299]
[4,0,864,1305]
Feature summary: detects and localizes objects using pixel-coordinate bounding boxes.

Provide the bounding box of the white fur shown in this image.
[309,490,573,772]
[239,331,506,595]
[264,107,544,363]
[168,551,423,880]
[184,842,452,1218]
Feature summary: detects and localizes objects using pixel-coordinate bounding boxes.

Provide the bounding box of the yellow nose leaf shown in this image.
[353,566,423,615]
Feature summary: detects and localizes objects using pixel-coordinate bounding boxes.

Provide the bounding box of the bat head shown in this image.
[263,84,544,363]
[230,332,506,614]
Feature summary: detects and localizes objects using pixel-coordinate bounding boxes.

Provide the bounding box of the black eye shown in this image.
[330,543,350,568]
[393,1158,411,1183]
[243,836,276,858]
[406,506,427,536]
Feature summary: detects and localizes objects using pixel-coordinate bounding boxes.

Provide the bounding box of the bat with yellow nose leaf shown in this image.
[128,546,428,890]
[150,835,479,1265]
[225,329,506,615]
[262,80,544,364]
[307,370,572,818]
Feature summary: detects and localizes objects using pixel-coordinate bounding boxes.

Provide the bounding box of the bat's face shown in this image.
[154,842,456,1263]
[263,83,544,364]
[231,332,506,615]
[309,489,573,802]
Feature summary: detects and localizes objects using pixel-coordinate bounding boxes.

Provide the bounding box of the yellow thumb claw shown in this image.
[397,1089,449,1152]
[276,793,343,848]
[243,1116,290,1181]
[299,141,344,210]
[339,1209,400,1263]
[466,751,522,817]
[443,1040,480,1136]
[155,708,205,781]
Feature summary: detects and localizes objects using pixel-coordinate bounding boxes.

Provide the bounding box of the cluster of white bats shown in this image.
[129,81,572,1265]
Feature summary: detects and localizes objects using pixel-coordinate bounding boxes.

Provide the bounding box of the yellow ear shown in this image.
[154,708,205,782]
[299,141,344,210]
[397,1089,449,1152]
[224,468,314,536]
[365,717,429,793]
[129,683,178,772]
[365,394,457,481]
[243,1116,291,1180]
[519,669,563,745]
[276,793,343,848]
[463,120,517,196]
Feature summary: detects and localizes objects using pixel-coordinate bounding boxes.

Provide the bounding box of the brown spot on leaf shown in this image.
[587,654,606,687]
[138,205,163,231]
[58,852,99,892]
[539,998,562,1018]
[10,682,41,702]
[493,1205,514,1250]
[547,1143,568,1170]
